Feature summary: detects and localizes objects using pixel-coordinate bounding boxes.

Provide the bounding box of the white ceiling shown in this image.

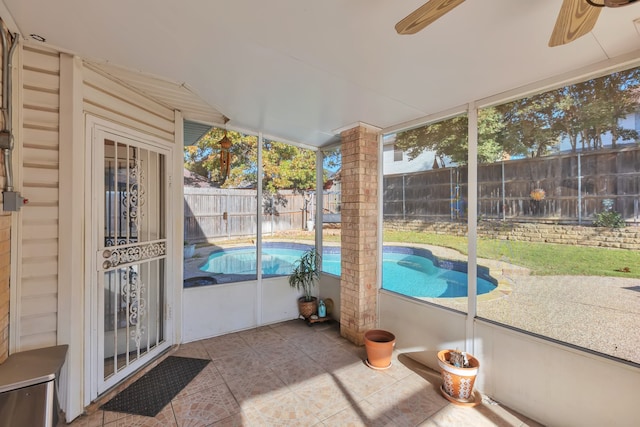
[4,0,640,147]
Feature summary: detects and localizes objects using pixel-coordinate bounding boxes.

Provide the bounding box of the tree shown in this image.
[496,91,561,158]
[184,128,257,185]
[394,108,507,165]
[261,140,317,193]
[592,68,640,148]
[552,67,640,152]
[395,66,640,161]
[184,130,320,191]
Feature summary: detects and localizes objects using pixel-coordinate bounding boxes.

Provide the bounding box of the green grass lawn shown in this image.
[383,230,640,279]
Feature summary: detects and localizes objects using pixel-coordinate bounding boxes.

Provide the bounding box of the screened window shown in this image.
[382,66,640,365]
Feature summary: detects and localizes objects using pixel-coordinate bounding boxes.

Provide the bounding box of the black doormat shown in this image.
[101,356,209,417]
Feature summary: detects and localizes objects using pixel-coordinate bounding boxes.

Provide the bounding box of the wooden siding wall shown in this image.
[19,45,61,350]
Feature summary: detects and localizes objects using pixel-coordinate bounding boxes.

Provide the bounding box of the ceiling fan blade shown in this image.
[549,0,602,47]
[395,0,466,35]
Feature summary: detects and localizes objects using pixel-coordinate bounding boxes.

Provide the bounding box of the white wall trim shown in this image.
[8,34,24,354]
[465,102,478,355]
[332,121,382,135]
[256,132,263,325]
[315,150,323,259]
[172,110,184,345]
[57,53,85,422]
[82,116,97,406]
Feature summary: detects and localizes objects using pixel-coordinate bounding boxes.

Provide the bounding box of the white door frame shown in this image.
[84,116,176,403]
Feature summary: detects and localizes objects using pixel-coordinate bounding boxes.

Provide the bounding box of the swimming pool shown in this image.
[195,243,497,298]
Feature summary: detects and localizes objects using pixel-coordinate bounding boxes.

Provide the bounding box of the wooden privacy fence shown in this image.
[384,146,640,224]
[184,188,340,242]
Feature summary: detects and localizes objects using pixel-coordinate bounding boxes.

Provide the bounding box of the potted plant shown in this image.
[288,248,320,319]
[437,349,480,407]
[363,329,396,370]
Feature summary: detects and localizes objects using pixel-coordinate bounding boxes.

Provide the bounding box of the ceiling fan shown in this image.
[395,0,638,47]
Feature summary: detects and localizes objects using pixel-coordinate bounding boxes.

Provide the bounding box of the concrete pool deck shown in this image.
[406,243,640,364]
[183,241,640,365]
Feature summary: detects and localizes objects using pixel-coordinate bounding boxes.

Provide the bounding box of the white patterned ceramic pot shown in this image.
[437,350,479,403]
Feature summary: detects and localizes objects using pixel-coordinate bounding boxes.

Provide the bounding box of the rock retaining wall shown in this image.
[384,220,640,250]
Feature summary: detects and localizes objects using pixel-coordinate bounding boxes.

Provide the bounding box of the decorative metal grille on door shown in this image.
[98,138,168,390]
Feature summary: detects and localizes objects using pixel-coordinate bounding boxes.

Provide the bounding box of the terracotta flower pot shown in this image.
[363,329,396,370]
[437,349,480,406]
[297,296,318,319]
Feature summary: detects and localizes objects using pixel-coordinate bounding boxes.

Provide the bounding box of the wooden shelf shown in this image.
[305,316,332,326]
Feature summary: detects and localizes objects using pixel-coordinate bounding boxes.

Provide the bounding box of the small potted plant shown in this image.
[437,349,480,406]
[288,248,320,319]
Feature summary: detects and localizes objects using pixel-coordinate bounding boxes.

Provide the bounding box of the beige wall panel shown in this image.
[83,67,174,122]
[23,68,59,91]
[23,108,59,129]
[22,239,58,258]
[85,86,173,135]
[15,44,61,353]
[84,102,174,143]
[22,277,57,297]
[22,206,59,222]
[23,166,59,186]
[19,332,57,350]
[83,85,174,134]
[22,146,59,165]
[23,88,59,110]
[20,187,58,204]
[20,313,57,336]
[22,258,58,279]
[83,67,175,143]
[23,127,59,149]
[22,223,58,240]
[20,295,57,317]
[23,46,60,72]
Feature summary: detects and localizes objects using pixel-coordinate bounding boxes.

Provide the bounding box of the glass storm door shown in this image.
[91,127,171,396]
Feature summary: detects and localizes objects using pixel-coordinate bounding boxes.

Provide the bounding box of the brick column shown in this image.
[339,124,379,345]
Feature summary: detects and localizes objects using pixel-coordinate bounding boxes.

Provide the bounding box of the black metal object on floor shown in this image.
[101,356,209,417]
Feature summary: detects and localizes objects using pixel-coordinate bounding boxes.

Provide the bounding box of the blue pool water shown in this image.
[198,243,497,298]
[200,245,304,276]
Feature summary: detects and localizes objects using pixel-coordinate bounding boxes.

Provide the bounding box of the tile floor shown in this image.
[67,320,543,426]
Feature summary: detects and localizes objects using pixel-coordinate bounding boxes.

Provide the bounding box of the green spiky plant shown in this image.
[288,249,320,301]
[593,211,626,228]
